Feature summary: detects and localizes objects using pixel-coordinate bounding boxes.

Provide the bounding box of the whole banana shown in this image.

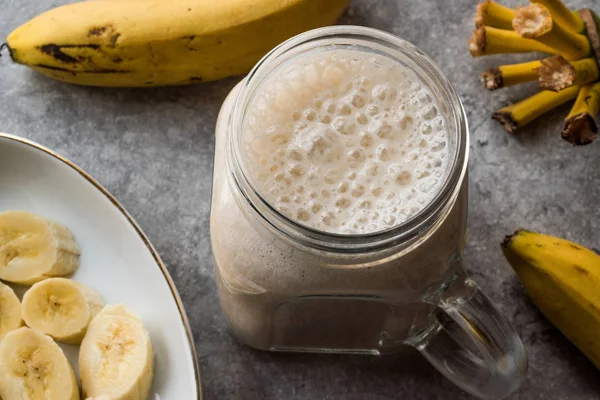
[502,230,600,368]
[5,0,349,87]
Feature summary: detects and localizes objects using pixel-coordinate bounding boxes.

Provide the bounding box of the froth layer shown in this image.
[242,50,449,234]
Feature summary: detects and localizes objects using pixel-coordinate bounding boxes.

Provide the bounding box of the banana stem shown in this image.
[578,9,600,67]
[537,56,599,91]
[481,60,542,90]
[562,82,600,145]
[475,1,515,30]
[512,4,590,60]
[492,85,580,132]
[531,0,585,33]
[469,26,558,57]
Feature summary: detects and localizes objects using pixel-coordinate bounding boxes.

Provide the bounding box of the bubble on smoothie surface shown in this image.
[242,50,449,234]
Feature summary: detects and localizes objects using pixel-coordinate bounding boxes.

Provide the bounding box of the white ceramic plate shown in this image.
[0,133,201,399]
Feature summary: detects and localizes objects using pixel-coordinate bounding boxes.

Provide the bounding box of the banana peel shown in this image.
[502,230,600,369]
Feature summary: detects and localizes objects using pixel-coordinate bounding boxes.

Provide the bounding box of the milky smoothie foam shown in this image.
[241,50,449,234]
[211,42,467,352]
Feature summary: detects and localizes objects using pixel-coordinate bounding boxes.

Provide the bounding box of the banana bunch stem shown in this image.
[481,60,542,90]
[475,1,515,30]
[562,82,600,145]
[470,0,600,144]
[531,0,585,33]
[537,56,599,91]
[512,4,590,61]
[492,86,579,133]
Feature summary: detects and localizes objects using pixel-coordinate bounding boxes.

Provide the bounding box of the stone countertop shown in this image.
[1,0,600,398]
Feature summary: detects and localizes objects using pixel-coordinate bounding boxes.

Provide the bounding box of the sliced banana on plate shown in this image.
[0,282,23,341]
[0,211,80,285]
[22,278,104,344]
[0,327,79,400]
[80,304,154,400]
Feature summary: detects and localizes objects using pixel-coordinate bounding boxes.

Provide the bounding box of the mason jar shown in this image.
[210,26,527,399]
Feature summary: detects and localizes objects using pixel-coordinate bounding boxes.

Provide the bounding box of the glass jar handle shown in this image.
[414,275,527,400]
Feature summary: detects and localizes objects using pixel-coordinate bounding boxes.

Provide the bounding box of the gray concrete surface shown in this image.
[1,0,600,398]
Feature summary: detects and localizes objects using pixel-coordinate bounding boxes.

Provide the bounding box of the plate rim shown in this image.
[0,132,202,399]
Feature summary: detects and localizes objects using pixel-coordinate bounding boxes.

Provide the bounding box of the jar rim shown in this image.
[227,25,469,254]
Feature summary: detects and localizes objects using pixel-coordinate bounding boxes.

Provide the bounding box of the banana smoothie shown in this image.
[211,42,468,352]
[242,51,449,234]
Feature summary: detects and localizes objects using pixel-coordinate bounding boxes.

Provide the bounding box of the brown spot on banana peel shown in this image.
[573,265,589,275]
[39,44,101,64]
[182,35,200,52]
[86,24,121,48]
[109,34,120,48]
[39,44,77,62]
[35,64,130,74]
[172,77,204,85]
[34,64,77,76]
[88,27,107,37]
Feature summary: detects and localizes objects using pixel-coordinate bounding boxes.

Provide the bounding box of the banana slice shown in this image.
[22,278,104,344]
[80,304,154,400]
[0,211,80,285]
[0,327,79,400]
[0,282,22,341]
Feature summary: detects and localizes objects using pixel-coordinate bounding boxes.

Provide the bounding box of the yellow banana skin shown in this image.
[502,230,600,369]
[5,0,348,87]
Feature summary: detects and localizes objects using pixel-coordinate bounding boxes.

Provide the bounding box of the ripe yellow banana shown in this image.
[502,230,600,368]
[22,278,104,344]
[79,304,154,399]
[0,327,79,400]
[0,282,22,341]
[5,0,349,87]
[0,211,80,285]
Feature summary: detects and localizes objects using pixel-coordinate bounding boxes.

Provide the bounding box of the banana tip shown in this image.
[501,229,531,249]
